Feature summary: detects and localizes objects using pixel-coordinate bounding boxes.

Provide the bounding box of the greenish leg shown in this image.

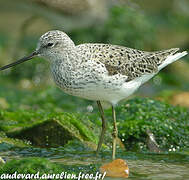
[96,101,107,154]
[112,105,117,160]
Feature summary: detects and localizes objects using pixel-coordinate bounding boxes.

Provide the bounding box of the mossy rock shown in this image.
[1,111,97,149]
[7,119,79,148]
[112,97,189,151]
[0,131,30,149]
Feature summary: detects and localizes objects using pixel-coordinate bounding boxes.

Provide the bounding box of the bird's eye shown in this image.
[47,43,54,47]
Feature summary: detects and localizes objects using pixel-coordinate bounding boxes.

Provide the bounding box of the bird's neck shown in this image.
[51,48,82,70]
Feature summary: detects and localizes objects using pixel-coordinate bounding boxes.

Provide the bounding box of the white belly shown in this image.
[52,60,157,105]
[61,77,142,106]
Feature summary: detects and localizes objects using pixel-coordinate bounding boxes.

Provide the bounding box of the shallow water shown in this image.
[0,145,189,179]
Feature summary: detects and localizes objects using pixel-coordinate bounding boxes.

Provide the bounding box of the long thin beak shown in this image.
[0,51,38,71]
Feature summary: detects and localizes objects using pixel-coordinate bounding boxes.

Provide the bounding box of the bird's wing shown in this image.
[77,43,179,81]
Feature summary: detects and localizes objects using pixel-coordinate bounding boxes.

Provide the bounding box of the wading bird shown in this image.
[0,30,187,159]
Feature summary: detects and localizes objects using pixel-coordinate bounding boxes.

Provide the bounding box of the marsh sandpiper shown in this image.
[0,30,188,159]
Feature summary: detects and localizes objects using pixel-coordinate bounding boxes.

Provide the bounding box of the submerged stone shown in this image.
[100,159,129,178]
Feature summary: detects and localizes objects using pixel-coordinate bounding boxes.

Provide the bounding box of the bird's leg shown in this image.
[96,101,107,155]
[112,105,117,160]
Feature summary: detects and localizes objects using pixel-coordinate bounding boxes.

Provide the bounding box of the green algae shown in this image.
[0,96,189,151]
[0,157,64,175]
[0,157,100,180]
[0,83,189,152]
[0,132,30,149]
[114,97,189,151]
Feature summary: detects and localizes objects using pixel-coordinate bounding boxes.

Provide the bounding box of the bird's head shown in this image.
[0,30,75,71]
[36,30,75,59]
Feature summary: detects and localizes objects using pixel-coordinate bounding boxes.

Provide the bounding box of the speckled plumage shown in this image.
[77,44,179,81]
[35,30,187,105]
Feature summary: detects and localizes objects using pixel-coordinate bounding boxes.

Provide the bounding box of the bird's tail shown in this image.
[158,50,188,71]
